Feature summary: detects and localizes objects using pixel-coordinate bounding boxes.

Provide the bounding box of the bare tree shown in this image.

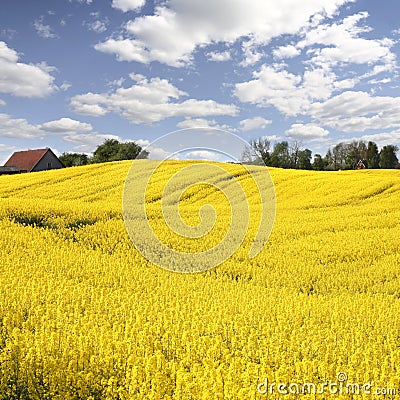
[241,137,271,165]
[289,140,303,168]
[241,145,256,163]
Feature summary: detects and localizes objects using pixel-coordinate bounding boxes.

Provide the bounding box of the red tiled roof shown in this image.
[4,148,49,172]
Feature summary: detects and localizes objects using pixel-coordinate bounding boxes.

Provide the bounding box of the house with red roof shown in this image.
[0,148,64,175]
[355,160,367,170]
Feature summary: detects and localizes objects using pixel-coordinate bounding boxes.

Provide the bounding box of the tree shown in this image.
[92,139,120,163]
[241,137,271,165]
[332,143,347,170]
[367,141,380,168]
[244,138,314,169]
[116,141,144,160]
[59,152,88,167]
[329,141,368,170]
[357,140,368,161]
[136,148,150,159]
[92,139,147,163]
[270,141,291,168]
[313,154,325,171]
[345,140,367,169]
[241,145,255,164]
[297,149,312,170]
[379,145,399,169]
[324,149,334,170]
[289,140,302,168]
[287,141,312,169]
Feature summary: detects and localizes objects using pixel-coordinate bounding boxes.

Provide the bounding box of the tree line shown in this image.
[61,137,398,171]
[242,138,399,170]
[59,139,148,167]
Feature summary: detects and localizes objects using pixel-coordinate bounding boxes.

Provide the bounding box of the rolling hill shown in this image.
[0,160,399,399]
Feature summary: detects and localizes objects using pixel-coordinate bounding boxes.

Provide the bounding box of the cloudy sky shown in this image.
[0,0,399,163]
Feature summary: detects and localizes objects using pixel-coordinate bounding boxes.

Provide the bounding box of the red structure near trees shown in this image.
[0,148,64,175]
[356,160,366,169]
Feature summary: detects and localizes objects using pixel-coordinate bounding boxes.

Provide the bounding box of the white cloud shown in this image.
[183,150,222,161]
[207,51,231,62]
[1,41,23,62]
[0,42,57,97]
[0,144,16,164]
[69,0,93,4]
[285,123,329,139]
[333,77,359,90]
[107,77,125,87]
[1,29,17,40]
[177,118,232,131]
[234,64,360,116]
[359,130,400,148]
[63,133,120,152]
[34,17,59,39]
[240,40,263,67]
[71,77,238,123]
[129,72,145,82]
[111,0,145,12]
[70,93,109,117]
[96,0,352,67]
[235,65,301,105]
[41,117,93,133]
[0,113,124,155]
[0,114,105,149]
[86,19,109,33]
[126,139,173,160]
[368,77,391,86]
[0,99,5,106]
[298,12,396,72]
[133,139,150,147]
[0,144,15,153]
[234,65,304,115]
[239,116,272,131]
[146,145,171,159]
[234,10,396,123]
[0,114,44,139]
[264,134,283,142]
[60,82,72,91]
[273,45,301,59]
[310,91,400,133]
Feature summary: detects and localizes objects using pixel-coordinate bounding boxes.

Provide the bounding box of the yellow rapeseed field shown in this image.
[0,160,399,399]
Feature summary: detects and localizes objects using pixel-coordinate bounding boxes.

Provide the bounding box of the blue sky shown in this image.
[1,0,400,163]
